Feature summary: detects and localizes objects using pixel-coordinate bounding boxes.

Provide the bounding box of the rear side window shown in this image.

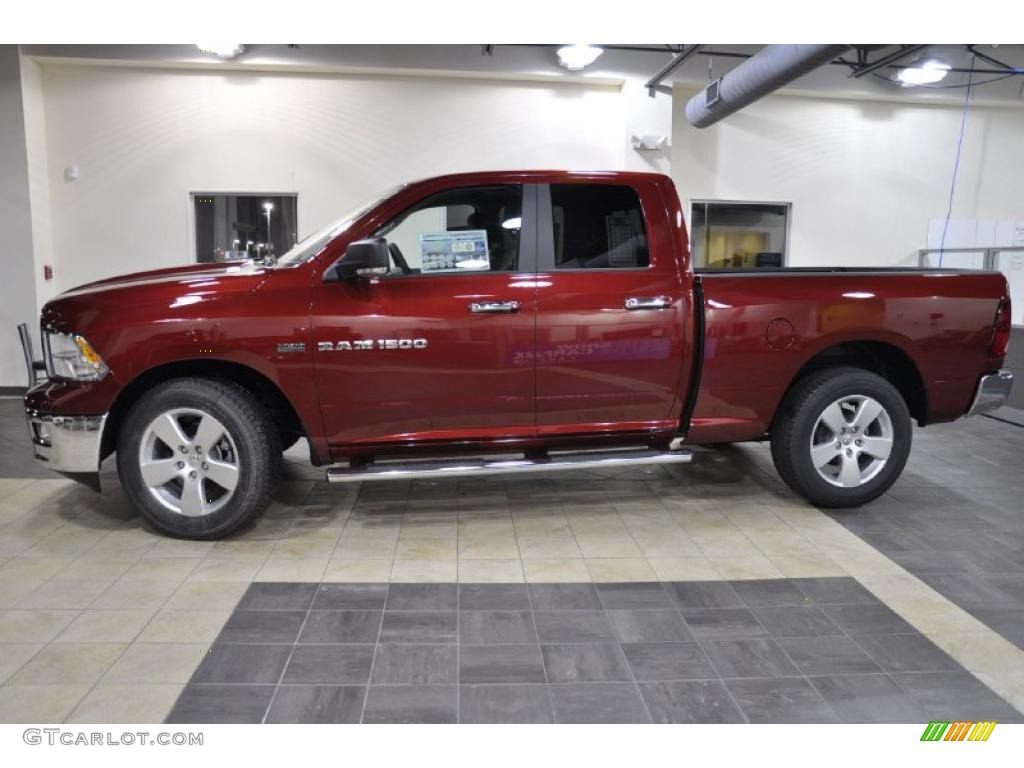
[551,184,649,269]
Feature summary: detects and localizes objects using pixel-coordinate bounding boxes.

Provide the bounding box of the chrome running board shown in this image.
[325,446,692,483]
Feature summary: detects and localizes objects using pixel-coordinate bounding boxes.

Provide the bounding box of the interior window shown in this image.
[551,184,649,269]
[690,201,789,269]
[374,185,522,275]
[193,193,298,264]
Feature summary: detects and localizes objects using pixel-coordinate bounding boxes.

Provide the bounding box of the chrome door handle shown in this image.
[624,296,672,310]
[470,300,520,314]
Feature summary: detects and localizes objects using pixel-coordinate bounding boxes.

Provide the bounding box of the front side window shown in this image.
[551,184,649,269]
[374,185,522,275]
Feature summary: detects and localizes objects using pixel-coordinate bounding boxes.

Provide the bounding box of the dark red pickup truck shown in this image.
[23,171,1014,539]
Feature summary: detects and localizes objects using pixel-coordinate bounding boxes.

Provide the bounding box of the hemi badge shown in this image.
[277,342,306,353]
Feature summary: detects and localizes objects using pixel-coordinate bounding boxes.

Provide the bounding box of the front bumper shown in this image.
[25,409,107,474]
[966,369,1014,417]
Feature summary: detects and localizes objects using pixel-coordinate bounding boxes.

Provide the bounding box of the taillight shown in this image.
[990,298,1011,358]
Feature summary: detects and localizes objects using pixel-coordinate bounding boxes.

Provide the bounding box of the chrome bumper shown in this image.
[25,410,107,473]
[967,370,1014,417]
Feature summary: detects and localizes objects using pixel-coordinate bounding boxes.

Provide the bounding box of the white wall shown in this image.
[40,65,628,291]
[20,54,56,312]
[672,86,1024,267]
[0,47,40,388]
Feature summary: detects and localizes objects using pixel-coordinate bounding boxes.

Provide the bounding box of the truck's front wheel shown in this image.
[770,367,912,508]
[117,378,281,539]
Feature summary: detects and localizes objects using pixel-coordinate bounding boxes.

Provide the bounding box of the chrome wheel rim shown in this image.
[809,395,893,488]
[138,408,240,517]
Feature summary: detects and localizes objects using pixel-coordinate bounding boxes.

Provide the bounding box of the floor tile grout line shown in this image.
[259,584,319,724]
[357,583,389,724]
[677,597,751,724]
[732,580,848,724]
[72,549,210,724]
[612,609,655,723]
[525,582,558,723]
[455,583,460,721]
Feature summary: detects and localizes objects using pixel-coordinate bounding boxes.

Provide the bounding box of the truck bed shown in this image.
[688,268,1008,443]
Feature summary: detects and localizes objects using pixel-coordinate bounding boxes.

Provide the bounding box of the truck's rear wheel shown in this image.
[117,378,281,539]
[770,367,912,508]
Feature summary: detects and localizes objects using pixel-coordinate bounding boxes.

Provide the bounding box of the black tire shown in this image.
[117,378,281,539]
[770,367,912,508]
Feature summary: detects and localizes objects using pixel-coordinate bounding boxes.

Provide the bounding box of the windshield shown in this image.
[273,185,403,267]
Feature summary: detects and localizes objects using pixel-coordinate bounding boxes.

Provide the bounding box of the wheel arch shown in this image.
[101,359,311,462]
[774,339,928,429]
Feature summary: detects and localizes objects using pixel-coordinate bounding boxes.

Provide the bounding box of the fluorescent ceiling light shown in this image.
[896,59,951,86]
[557,44,603,71]
[196,44,245,59]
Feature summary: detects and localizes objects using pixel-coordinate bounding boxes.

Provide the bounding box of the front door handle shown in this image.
[624,296,672,310]
[470,300,520,314]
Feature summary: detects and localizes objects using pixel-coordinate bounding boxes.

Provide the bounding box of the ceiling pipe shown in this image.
[684,44,850,129]
[645,44,704,94]
[848,44,927,78]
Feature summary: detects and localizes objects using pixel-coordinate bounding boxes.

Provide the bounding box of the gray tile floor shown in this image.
[165,578,1022,724]
[736,407,1024,653]
[1005,329,1023,411]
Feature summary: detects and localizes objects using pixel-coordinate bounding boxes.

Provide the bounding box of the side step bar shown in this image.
[326,447,693,483]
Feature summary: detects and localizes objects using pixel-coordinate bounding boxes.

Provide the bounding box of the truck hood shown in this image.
[42,260,269,333]
[62,260,264,298]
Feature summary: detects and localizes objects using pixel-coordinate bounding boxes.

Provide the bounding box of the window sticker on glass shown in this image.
[420,230,490,272]
[606,212,639,267]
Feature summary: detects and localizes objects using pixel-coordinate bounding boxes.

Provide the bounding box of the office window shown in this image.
[691,201,790,269]
[193,193,298,264]
[551,184,649,269]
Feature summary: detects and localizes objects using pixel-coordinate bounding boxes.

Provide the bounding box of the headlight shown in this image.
[43,331,109,381]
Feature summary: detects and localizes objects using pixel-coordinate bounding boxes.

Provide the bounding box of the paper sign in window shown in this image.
[420,230,490,273]
[606,213,638,267]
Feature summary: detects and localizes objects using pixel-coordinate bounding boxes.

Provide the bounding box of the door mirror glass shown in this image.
[335,238,391,281]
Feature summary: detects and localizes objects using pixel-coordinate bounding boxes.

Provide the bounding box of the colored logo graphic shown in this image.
[920,721,997,741]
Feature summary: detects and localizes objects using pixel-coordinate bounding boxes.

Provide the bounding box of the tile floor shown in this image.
[0,399,1023,723]
[166,579,1022,724]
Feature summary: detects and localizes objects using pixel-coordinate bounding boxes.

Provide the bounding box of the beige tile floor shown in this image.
[1,451,1023,722]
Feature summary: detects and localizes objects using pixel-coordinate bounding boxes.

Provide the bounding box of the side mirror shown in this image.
[334,238,390,281]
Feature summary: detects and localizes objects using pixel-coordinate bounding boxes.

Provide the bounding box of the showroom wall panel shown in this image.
[0,48,39,388]
[40,65,625,290]
[20,55,56,313]
[672,86,1024,267]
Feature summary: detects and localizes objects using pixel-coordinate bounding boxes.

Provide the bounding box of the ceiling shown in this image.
[21,44,1024,105]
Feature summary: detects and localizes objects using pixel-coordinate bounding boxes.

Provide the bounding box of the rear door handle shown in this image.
[470,300,520,314]
[624,296,672,310]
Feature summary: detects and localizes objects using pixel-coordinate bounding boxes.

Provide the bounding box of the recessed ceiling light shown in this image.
[196,44,245,59]
[896,59,951,86]
[556,44,603,71]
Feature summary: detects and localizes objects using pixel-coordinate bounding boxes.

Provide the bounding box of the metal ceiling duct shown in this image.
[684,44,850,128]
